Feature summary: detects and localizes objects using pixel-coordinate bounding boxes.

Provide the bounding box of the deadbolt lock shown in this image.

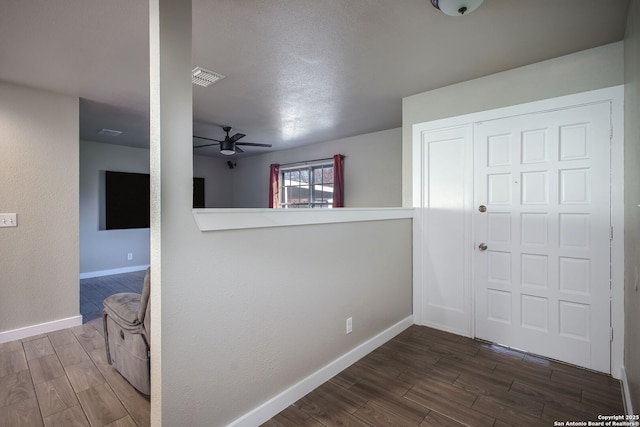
[478,205,487,213]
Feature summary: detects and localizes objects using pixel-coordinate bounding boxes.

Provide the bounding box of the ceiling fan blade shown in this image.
[193,142,220,148]
[235,146,245,153]
[229,133,246,143]
[236,142,272,148]
[193,135,224,143]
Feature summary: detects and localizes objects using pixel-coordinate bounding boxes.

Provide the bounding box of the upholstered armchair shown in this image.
[103,267,151,395]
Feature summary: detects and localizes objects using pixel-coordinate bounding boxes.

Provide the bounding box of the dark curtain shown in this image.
[333,154,344,208]
[269,163,280,208]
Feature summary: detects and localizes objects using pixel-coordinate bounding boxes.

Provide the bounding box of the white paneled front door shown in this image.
[473,102,612,373]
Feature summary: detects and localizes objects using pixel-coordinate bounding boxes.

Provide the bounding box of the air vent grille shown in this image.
[192,67,225,87]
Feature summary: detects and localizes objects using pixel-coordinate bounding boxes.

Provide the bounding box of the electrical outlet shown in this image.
[127,253,133,261]
[346,317,352,334]
[0,213,17,228]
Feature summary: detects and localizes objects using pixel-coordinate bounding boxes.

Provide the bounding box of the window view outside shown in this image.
[280,163,334,208]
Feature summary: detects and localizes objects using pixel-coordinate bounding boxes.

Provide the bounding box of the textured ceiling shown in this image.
[0,0,631,157]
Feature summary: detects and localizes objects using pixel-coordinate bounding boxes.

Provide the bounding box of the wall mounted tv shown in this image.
[105,171,150,230]
[105,171,205,230]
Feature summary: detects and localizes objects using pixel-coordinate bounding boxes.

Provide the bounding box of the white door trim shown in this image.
[412,85,624,378]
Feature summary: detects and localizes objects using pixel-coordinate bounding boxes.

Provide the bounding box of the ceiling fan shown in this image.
[193,126,272,155]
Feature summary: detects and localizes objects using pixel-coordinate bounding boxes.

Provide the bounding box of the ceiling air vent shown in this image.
[192,67,225,87]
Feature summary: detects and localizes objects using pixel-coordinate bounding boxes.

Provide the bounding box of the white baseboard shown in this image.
[80,264,149,279]
[227,315,414,427]
[0,316,83,344]
[621,366,635,416]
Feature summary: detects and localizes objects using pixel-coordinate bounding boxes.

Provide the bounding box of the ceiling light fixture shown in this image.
[431,0,484,16]
[98,128,122,137]
[192,67,225,87]
[219,139,236,156]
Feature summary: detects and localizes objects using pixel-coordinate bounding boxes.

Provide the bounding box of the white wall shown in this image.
[167,220,413,426]
[80,140,231,276]
[624,0,640,413]
[232,128,402,208]
[0,81,79,333]
[193,154,234,207]
[149,3,412,425]
[402,42,625,207]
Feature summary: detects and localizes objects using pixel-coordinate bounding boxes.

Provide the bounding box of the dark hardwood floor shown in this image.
[263,325,625,427]
[78,272,625,426]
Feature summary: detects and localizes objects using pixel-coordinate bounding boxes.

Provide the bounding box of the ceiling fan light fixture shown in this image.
[220,139,235,155]
[431,0,484,16]
[192,67,225,87]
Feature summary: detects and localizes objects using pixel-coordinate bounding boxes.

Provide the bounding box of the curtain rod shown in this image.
[278,155,343,168]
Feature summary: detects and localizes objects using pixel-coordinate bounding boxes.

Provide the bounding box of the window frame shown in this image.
[279,161,334,209]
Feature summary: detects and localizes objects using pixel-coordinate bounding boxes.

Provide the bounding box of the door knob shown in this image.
[478,243,488,251]
[478,205,487,213]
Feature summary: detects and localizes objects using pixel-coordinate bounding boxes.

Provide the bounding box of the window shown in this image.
[280,163,334,208]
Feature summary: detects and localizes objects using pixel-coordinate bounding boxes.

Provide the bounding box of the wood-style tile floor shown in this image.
[0,273,149,427]
[263,325,625,427]
[4,269,624,426]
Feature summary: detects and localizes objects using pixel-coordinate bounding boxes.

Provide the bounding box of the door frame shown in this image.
[412,85,624,378]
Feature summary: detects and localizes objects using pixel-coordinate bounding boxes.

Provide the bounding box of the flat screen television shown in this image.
[105,171,205,230]
[193,177,205,208]
[105,171,150,230]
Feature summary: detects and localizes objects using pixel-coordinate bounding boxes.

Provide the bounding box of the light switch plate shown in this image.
[0,213,17,227]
